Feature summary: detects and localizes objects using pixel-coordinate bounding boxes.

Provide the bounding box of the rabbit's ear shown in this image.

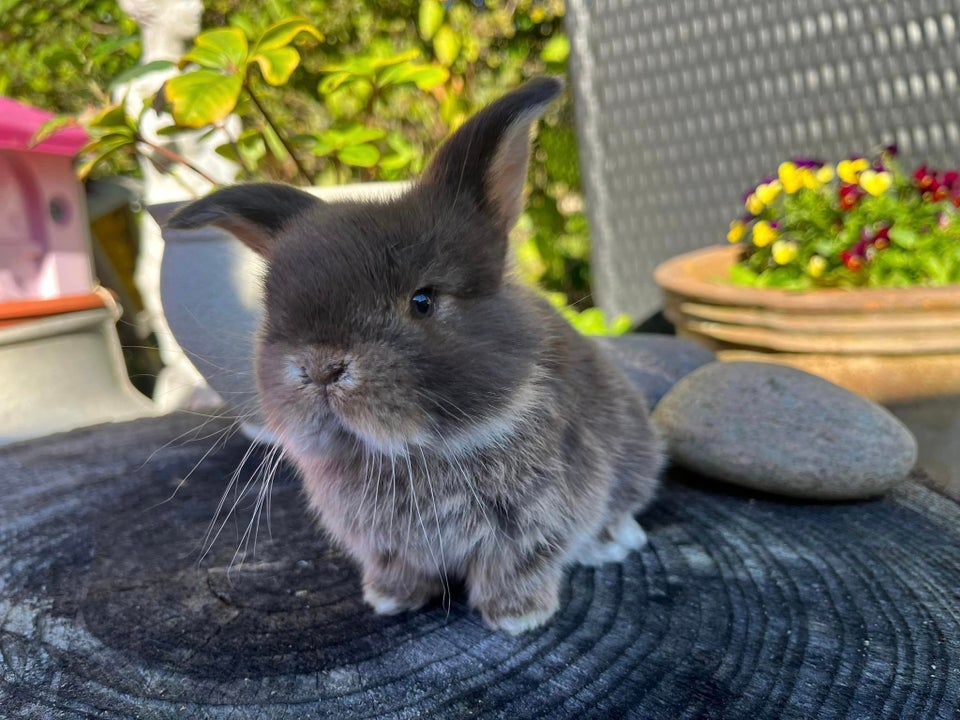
[423,77,563,235]
[165,183,319,257]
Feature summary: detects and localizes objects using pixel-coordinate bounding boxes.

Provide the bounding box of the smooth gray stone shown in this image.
[596,334,716,408]
[653,361,919,500]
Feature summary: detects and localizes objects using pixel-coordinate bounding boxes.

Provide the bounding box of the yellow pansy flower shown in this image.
[752,220,778,247]
[859,169,893,196]
[808,255,827,278]
[755,180,782,205]
[778,162,804,193]
[745,193,765,215]
[837,157,870,184]
[815,165,834,184]
[772,239,798,265]
[800,168,822,190]
[727,220,746,243]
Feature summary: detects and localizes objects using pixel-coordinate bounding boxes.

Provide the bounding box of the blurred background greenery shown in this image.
[1,0,628,334]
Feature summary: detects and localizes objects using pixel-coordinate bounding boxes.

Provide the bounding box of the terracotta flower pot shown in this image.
[654,245,960,403]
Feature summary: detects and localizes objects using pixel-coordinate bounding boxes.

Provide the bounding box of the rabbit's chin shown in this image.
[270,367,544,461]
[276,412,420,460]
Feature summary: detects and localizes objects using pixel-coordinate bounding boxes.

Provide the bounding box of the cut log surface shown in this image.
[1,414,958,719]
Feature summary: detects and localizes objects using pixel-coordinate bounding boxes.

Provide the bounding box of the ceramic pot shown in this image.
[654,245,960,403]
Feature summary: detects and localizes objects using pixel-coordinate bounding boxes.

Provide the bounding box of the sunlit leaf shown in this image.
[252,47,300,85]
[261,121,288,160]
[155,124,190,137]
[432,25,461,67]
[339,125,386,146]
[165,70,243,127]
[418,0,445,41]
[318,70,356,95]
[386,132,416,154]
[889,226,918,249]
[540,35,570,64]
[308,134,340,157]
[30,116,78,148]
[378,153,413,171]
[89,103,134,130]
[215,129,266,168]
[76,134,135,178]
[337,143,380,167]
[370,49,421,69]
[180,28,248,72]
[254,17,322,52]
[179,45,226,70]
[378,63,449,90]
[90,34,139,61]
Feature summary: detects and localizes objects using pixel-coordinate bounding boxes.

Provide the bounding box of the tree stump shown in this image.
[1,414,958,718]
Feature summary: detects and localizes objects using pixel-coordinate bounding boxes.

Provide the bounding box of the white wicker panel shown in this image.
[566,0,960,319]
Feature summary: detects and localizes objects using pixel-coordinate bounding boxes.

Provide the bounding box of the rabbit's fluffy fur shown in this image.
[168,78,665,634]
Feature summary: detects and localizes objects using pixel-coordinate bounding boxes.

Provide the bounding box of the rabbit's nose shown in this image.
[317,361,348,386]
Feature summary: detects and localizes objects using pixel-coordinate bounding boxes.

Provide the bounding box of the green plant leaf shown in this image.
[107,60,175,91]
[90,34,139,61]
[261,121,289,161]
[215,129,266,168]
[30,115,77,147]
[432,25,461,67]
[181,28,248,72]
[386,132,416,154]
[378,153,413,171]
[889,226,919,249]
[418,0,445,41]
[308,135,339,157]
[339,125,386,145]
[165,70,243,127]
[371,49,421,69]
[179,45,228,70]
[252,47,301,85]
[76,133,135,178]
[378,63,449,90]
[253,17,322,53]
[338,143,380,167]
[89,103,134,130]
[608,314,633,335]
[540,35,570,64]
[729,263,759,286]
[318,71,356,95]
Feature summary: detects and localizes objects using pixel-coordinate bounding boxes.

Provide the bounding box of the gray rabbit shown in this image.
[168,78,665,634]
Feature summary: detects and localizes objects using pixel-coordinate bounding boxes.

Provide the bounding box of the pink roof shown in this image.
[0,97,88,157]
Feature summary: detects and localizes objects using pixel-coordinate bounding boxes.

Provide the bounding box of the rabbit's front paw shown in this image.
[363,585,427,615]
[574,514,648,567]
[480,595,560,635]
[362,555,442,615]
[470,556,563,634]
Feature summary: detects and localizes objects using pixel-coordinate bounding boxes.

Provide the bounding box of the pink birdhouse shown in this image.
[0,97,93,302]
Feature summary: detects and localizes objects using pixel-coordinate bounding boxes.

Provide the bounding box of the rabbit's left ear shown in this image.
[165,183,319,257]
[423,77,563,235]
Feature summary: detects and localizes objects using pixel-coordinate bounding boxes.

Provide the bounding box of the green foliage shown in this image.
[166,20,321,127]
[8,0,623,333]
[730,151,960,290]
[0,0,139,113]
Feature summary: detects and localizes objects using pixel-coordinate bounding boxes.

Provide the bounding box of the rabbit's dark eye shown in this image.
[410,288,435,318]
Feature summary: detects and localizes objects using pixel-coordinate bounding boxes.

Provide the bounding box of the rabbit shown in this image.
[166,77,665,634]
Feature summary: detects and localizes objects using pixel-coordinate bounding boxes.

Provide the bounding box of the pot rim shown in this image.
[655,245,960,312]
